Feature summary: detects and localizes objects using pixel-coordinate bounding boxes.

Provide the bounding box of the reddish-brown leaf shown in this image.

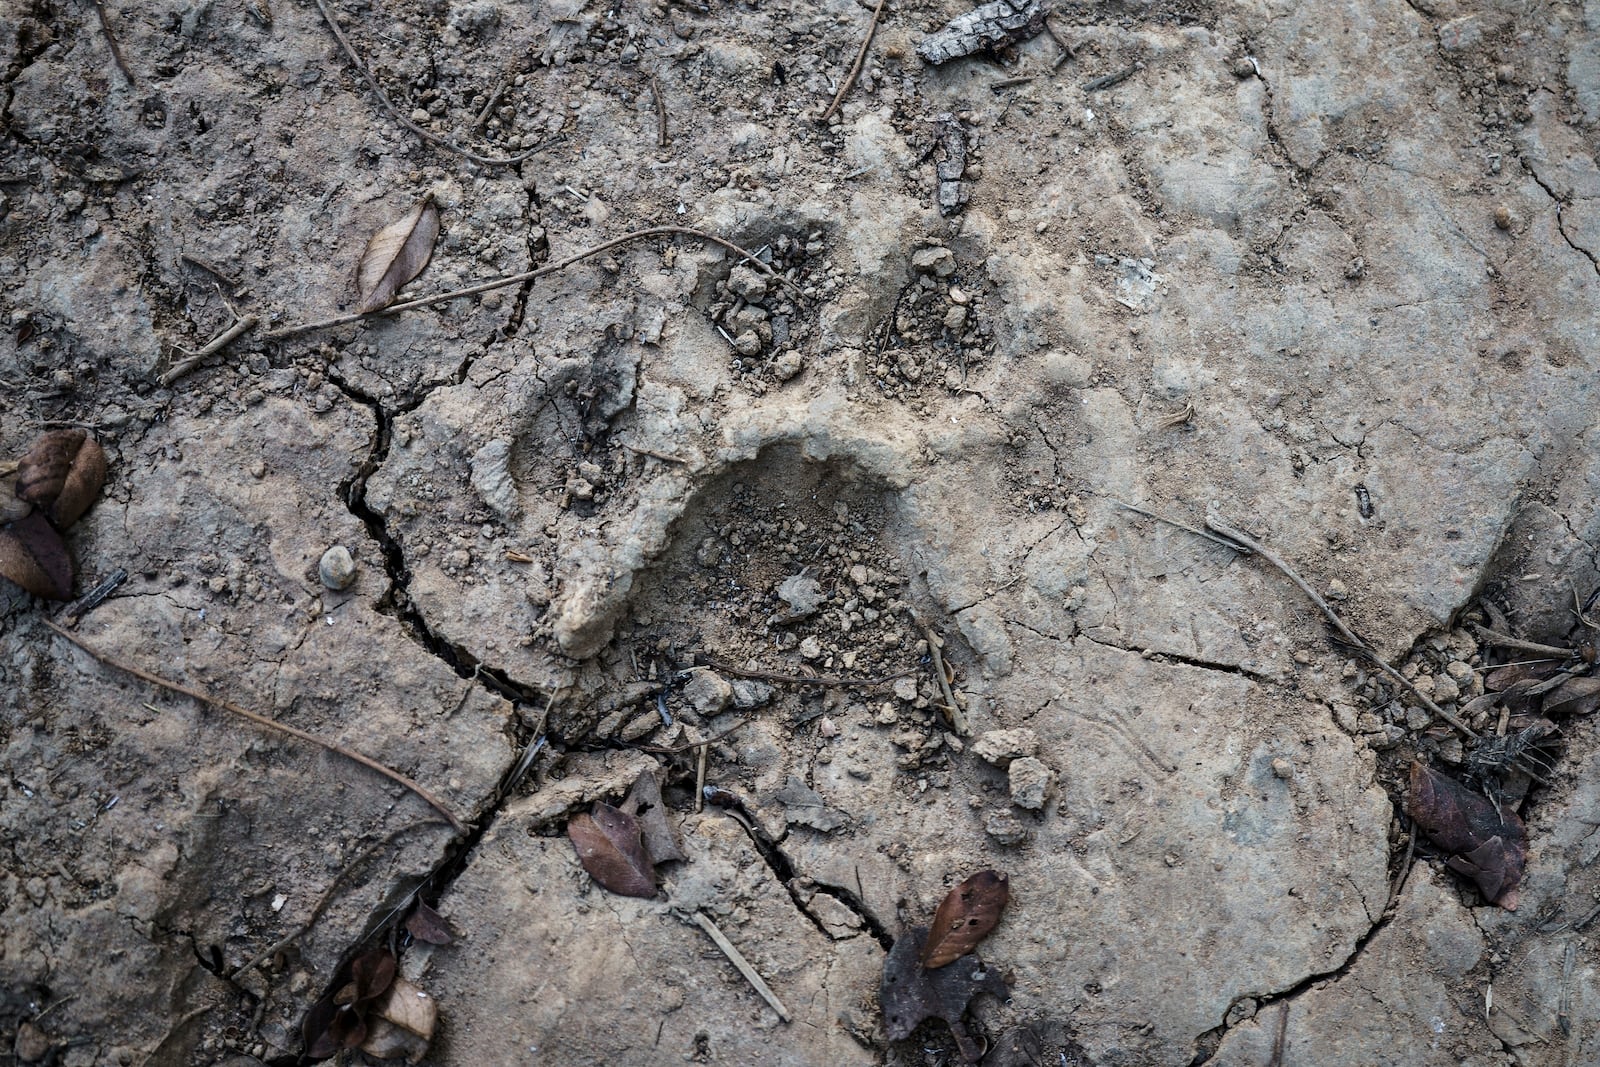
[356,196,441,313]
[921,870,1010,969]
[405,900,454,945]
[0,511,73,599]
[1406,761,1527,910]
[568,803,657,898]
[16,429,105,529]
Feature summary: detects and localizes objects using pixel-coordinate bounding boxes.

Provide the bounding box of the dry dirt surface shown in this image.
[4,0,1600,1064]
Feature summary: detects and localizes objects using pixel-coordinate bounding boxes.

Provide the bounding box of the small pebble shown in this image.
[318,546,357,590]
[1271,757,1293,779]
[1493,205,1512,230]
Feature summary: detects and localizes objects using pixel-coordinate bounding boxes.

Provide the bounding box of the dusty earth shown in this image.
[3,0,1600,1064]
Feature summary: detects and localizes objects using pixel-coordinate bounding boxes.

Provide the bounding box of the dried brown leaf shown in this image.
[359,976,437,1064]
[405,901,454,945]
[0,511,73,599]
[922,870,1010,969]
[16,429,105,529]
[1485,661,1558,692]
[357,196,441,314]
[1406,761,1527,910]
[1543,674,1600,717]
[568,803,657,898]
[622,769,686,865]
[882,925,1009,1063]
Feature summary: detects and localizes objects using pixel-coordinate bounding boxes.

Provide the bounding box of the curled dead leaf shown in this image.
[302,947,399,1061]
[882,925,1008,1063]
[357,196,441,313]
[16,429,105,529]
[1406,761,1527,910]
[568,802,657,898]
[0,511,74,599]
[922,869,1010,969]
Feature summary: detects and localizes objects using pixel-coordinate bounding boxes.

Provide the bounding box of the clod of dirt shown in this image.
[1007,756,1053,810]
[922,870,1011,969]
[681,668,734,715]
[882,925,1009,1063]
[1406,761,1527,910]
[971,728,1039,768]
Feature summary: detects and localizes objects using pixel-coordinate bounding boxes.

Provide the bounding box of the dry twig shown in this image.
[649,73,669,147]
[43,619,468,831]
[820,0,889,123]
[922,625,969,735]
[700,655,912,689]
[310,0,543,166]
[1468,623,1572,659]
[689,910,791,1022]
[265,225,793,339]
[1202,516,1477,740]
[159,315,259,385]
[92,0,135,85]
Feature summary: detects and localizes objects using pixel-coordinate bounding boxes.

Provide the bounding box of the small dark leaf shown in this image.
[882,926,1009,1063]
[405,901,455,945]
[568,803,657,898]
[922,869,1010,969]
[1406,761,1527,910]
[0,511,74,599]
[348,947,398,1007]
[301,994,342,1060]
[622,769,686,865]
[357,196,441,313]
[1543,674,1600,717]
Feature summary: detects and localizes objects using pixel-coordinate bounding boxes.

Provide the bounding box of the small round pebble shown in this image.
[318,546,357,590]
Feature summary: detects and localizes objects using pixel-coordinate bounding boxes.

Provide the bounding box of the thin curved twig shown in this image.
[264,225,795,340]
[1203,516,1478,740]
[43,619,468,831]
[311,0,545,167]
[820,0,889,123]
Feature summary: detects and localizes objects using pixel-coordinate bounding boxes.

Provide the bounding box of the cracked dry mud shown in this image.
[3,0,1600,1064]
